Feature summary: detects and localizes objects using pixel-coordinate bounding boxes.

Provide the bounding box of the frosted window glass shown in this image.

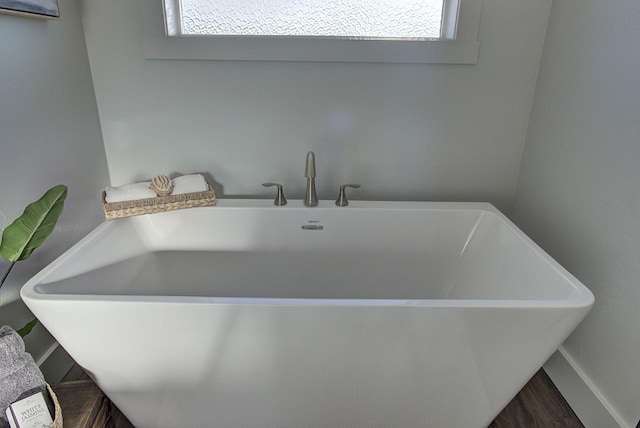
[179,0,444,39]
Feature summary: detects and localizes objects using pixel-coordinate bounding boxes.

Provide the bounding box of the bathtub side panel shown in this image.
[30,301,589,428]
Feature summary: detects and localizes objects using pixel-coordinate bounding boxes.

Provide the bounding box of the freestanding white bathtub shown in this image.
[22,200,593,428]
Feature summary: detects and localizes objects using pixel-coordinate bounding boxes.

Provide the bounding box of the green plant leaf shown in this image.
[0,185,68,263]
[16,318,38,337]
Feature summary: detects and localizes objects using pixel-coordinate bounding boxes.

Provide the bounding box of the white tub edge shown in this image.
[21,200,594,310]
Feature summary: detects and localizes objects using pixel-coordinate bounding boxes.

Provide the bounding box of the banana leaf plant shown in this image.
[0,185,67,337]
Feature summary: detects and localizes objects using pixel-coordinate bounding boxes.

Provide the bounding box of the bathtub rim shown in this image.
[20,200,595,310]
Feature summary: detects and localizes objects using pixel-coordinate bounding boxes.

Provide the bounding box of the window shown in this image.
[165,0,446,39]
[141,0,482,63]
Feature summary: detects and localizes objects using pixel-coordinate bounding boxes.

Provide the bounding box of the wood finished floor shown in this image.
[60,366,583,427]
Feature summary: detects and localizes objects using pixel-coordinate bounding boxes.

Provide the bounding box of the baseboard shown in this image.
[544,348,626,428]
[36,342,76,384]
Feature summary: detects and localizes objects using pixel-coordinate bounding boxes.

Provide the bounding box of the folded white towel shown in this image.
[104,181,156,203]
[104,174,209,203]
[173,174,208,195]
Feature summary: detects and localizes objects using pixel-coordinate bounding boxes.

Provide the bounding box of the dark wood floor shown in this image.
[59,366,582,427]
[489,369,583,428]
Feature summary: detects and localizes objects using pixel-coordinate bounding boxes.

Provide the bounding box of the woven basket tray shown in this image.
[102,186,216,220]
[46,384,63,428]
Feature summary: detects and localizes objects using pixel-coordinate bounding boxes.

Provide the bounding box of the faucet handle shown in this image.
[262,182,287,206]
[335,184,361,206]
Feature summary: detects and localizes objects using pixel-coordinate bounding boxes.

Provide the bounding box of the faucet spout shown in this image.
[304,151,318,207]
[305,151,316,178]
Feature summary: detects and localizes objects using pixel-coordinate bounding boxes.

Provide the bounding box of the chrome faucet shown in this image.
[304,151,318,207]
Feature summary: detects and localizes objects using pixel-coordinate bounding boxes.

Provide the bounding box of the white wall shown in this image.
[0,0,109,378]
[513,0,640,426]
[81,0,551,212]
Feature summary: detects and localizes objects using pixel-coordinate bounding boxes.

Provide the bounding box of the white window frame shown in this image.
[141,0,482,64]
